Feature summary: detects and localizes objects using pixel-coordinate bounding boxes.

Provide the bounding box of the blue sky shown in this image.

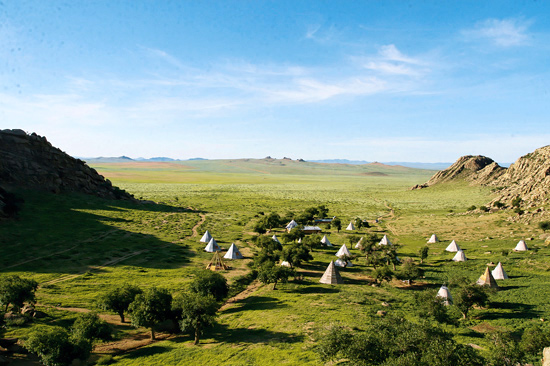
[1,1,549,163]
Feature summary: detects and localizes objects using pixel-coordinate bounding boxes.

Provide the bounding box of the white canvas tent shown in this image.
[200,230,213,243]
[297,237,302,244]
[321,235,332,247]
[346,222,356,231]
[452,249,466,262]
[272,234,281,244]
[514,240,528,251]
[224,243,243,259]
[334,258,353,267]
[335,244,351,258]
[427,234,439,243]
[445,240,460,252]
[437,285,453,305]
[354,237,363,249]
[491,262,508,280]
[319,261,343,284]
[286,220,298,231]
[379,234,392,246]
[280,261,291,268]
[204,238,221,252]
[476,267,499,289]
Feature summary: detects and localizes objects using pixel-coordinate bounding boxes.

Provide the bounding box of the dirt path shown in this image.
[219,280,263,312]
[189,213,206,239]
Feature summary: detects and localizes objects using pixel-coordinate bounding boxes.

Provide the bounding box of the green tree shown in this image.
[0,275,38,312]
[486,331,524,366]
[332,217,342,232]
[418,246,429,264]
[414,290,452,324]
[494,201,505,209]
[511,196,522,208]
[303,233,323,250]
[520,324,550,356]
[71,312,112,341]
[354,217,363,229]
[265,212,282,230]
[174,292,218,345]
[97,284,142,323]
[317,205,329,218]
[189,270,228,301]
[538,221,550,232]
[25,326,91,366]
[373,266,394,284]
[252,221,267,234]
[257,261,294,290]
[281,227,304,243]
[280,243,313,268]
[397,258,424,285]
[255,235,283,252]
[454,284,489,319]
[128,287,172,340]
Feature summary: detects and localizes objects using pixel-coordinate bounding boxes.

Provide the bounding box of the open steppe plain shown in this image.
[2,158,550,365]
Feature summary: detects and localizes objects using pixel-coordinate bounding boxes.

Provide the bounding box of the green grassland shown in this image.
[1,159,550,365]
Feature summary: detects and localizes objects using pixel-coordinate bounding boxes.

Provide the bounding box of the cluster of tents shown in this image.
[286,219,359,232]
[200,230,245,271]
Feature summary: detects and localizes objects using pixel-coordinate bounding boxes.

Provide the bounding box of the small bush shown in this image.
[468,205,477,211]
[479,205,490,212]
[494,201,505,208]
[539,221,550,232]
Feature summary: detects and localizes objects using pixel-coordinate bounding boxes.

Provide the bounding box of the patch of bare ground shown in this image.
[470,322,507,334]
[188,212,206,239]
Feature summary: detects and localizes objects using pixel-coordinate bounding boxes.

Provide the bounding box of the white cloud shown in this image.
[463,18,531,47]
[355,44,429,78]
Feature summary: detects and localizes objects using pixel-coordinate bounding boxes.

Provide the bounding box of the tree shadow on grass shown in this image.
[209,323,305,344]
[480,302,541,320]
[221,296,287,314]
[293,285,340,294]
[118,345,172,359]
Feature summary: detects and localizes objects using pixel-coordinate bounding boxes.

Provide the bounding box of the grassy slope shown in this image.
[1,159,549,365]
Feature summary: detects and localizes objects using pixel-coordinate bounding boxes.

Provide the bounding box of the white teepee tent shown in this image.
[204,238,221,252]
[334,258,353,267]
[346,222,356,231]
[200,230,212,243]
[476,267,499,289]
[319,261,343,284]
[335,244,351,258]
[379,234,392,246]
[286,220,298,231]
[514,240,528,251]
[491,262,508,280]
[452,249,466,262]
[321,235,332,247]
[280,261,291,268]
[297,237,302,243]
[427,234,439,243]
[354,237,363,249]
[445,240,460,252]
[437,285,453,305]
[224,243,243,259]
[272,234,281,244]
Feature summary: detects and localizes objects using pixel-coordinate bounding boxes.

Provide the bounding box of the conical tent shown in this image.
[321,235,332,247]
[514,240,528,251]
[204,238,221,252]
[272,234,281,244]
[335,244,351,258]
[334,258,353,267]
[280,261,291,268]
[427,234,439,243]
[446,240,460,252]
[437,285,453,305]
[452,250,466,262]
[297,237,302,244]
[206,251,229,271]
[346,222,356,231]
[491,262,508,280]
[354,237,364,249]
[476,267,499,288]
[200,230,212,243]
[224,243,243,259]
[319,261,343,284]
[379,234,392,246]
[286,220,298,231]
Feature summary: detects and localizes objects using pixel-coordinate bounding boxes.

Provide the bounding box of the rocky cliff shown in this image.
[0,129,133,201]
[488,145,550,207]
[414,146,550,208]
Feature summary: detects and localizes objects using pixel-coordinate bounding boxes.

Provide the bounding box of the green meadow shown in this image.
[1,159,550,365]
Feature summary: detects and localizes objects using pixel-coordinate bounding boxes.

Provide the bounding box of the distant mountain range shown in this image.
[81,156,451,170]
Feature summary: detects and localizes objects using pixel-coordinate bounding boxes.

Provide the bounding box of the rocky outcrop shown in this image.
[424,155,505,186]
[0,129,133,200]
[488,145,550,207]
